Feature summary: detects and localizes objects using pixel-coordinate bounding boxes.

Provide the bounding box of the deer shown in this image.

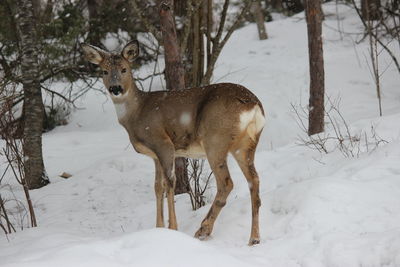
[81,40,266,245]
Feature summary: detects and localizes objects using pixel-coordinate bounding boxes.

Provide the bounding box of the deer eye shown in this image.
[103,70,108,75]
[121,68,127,73]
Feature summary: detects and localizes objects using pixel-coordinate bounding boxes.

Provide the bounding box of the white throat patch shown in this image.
[114,103,127,120]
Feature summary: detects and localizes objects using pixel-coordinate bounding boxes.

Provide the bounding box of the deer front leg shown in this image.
[153,140,178,230]
[154,159,165,228]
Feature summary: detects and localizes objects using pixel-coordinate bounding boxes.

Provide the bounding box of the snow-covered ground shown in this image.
[1,3,400,266]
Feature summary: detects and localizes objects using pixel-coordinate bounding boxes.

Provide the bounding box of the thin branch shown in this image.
[130,0,162,42]
[135,71,164,82]
[40,85,76,107]
[202,0,253,84]
[351,0,400,74]
[214,0,231,44]
[148,44,161,91]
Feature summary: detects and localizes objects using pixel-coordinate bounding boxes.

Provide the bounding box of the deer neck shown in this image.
[111,82,142,125]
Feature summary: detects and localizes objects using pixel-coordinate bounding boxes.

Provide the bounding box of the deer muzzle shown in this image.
[109,85,123,96]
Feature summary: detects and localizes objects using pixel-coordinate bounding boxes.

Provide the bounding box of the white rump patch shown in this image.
[239,109,256,131]
[114,103,127,120]
[239,105,265,140]
[180,112,191,125]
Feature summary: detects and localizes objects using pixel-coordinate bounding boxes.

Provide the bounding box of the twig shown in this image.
[350,0,400,74]
[41,85,76,106]
[148,44,161,91]
[130,0,162,42]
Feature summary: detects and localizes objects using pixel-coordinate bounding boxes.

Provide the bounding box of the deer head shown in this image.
[80,41,139,99]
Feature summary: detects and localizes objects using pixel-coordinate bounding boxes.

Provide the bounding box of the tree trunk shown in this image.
[42,0,54,24]
[31,0,41,19]
[361,0,381,20]
[160,1,186,90]
[289,0,304,13]
[251,0,268,40]
[305,0,325,136]
[87,0,104,47]
[16,0,49,189]
[269,0,282,11]
[205,0,213,67]
[159,0,190,195]
[189,4,205,87]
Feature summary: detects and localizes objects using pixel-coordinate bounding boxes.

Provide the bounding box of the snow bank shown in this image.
[2,229,254,267]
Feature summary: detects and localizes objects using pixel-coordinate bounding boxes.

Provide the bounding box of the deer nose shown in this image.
[109,85,123,96]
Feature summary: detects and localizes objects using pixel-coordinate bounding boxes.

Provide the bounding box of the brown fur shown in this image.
[81,41,266,245]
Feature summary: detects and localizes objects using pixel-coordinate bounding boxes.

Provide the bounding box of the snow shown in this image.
[1,3,400,267]
[1,229,254,267]
[179,112,191,126]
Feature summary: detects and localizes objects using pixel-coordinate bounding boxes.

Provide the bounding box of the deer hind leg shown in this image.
[154,159,165,228]
[195,146,233,240]
[231,134,261,245]
[153,140,178,230]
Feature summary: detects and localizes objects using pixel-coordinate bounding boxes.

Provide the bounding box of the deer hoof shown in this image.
[168,224,178,230]
[194,226,211,240]
[248,238,260,246]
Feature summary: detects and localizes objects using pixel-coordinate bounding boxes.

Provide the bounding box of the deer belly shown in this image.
[175,143,206,159]
[133,142,157,159]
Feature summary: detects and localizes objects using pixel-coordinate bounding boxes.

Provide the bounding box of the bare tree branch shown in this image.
[202,0,253,84]
[130,0,162,43]
[351,0,400,74]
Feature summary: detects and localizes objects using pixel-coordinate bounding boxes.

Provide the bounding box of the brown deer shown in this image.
[81,41,265,245]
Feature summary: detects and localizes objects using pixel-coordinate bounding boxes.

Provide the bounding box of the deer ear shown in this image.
[80,43,108,65]
[121,40,139,62]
